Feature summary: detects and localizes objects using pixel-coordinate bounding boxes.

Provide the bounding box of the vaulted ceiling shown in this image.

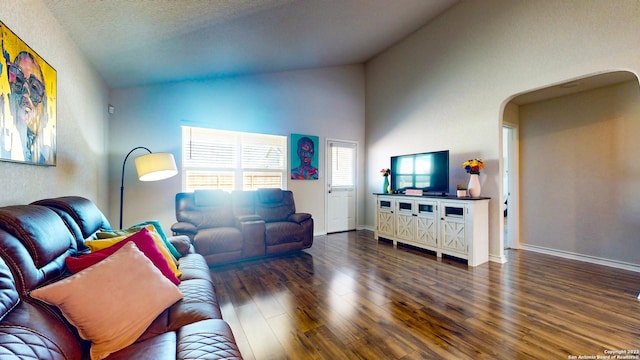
[42,0,459,89]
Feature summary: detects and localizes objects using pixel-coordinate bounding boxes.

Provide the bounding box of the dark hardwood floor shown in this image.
[209,230,640,360]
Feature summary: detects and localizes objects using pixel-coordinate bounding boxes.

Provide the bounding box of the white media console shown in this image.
[374,193,490,266]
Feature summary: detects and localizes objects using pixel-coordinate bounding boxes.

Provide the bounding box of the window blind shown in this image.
[182,126,286,192]
[331,143,355,187]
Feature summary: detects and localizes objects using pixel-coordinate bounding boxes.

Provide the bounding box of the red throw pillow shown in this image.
[65,228,181,285]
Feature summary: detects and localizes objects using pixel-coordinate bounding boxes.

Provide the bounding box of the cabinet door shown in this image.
[440,202,467,255]
[377,197,395,238]
[395,200,414,241]
[415,200,437,247]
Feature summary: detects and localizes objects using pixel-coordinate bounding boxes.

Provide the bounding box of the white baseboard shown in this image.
[357,225,374,232]
[489,254,508,264]
[521,244,640,273]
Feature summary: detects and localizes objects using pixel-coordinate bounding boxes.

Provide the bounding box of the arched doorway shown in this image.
[502,70,640,271]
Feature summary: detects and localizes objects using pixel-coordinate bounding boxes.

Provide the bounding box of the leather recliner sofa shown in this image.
[0,196,242,359]
[172,188,314,266]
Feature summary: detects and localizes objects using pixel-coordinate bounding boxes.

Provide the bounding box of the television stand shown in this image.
[373,193,489,266]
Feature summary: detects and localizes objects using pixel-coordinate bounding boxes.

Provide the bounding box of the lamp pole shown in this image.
[119,146,152,229]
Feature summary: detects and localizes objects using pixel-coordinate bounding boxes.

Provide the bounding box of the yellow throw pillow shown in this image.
[30,242,183,360]
[85,225,181,278]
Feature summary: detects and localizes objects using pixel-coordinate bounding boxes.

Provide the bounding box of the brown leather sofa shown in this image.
[172,188,314,266]
[0,196,242,359]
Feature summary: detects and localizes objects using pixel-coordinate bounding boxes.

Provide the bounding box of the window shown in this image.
[330,143,355,187]
[182,126,287,192]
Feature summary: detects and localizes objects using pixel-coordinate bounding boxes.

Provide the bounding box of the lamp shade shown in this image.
[134,153,178,181]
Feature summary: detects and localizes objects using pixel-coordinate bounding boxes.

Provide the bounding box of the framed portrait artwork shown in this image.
[0,21,57,166]
[290,133,318,180]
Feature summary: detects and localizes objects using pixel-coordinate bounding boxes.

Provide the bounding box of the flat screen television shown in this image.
[390,150,449,193]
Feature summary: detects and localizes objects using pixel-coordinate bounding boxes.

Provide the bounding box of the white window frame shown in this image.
[181,126,287,192]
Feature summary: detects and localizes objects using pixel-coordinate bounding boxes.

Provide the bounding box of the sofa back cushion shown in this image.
[0,255,19,321]
[0,205,76,295]
[176,191,234,228]
[255,189,296,222]
[32,196,111,244]
[231,190,256,217]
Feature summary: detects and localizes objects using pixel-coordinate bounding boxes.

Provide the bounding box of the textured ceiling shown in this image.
[42,0,459,89]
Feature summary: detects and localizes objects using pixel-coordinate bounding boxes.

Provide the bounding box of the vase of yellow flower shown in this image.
[380,168,391,194]
[462,159,485,197]
[467,174,480,197]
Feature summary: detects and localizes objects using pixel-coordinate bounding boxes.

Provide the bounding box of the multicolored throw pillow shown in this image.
[66,228,180,285]
[86,225,181,278]
[96,220,182,259]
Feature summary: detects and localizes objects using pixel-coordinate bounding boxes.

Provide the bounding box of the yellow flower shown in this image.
[463,158,485,174]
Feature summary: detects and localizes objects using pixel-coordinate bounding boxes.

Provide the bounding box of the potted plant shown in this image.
[456,184,467,198]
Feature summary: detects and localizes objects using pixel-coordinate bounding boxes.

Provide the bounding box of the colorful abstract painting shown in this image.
[0,21,57,166]
[290,133,318,180]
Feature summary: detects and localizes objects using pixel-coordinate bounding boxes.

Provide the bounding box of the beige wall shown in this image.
[0,1,109,208]
[519,80,640,265]
[108,66,366,234]
[365,0,640,263]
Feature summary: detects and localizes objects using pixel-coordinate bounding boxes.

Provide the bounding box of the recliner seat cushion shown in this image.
[178,253,214,282]
[0,302,83,360]
[169,279,223,329]
[0,256,81,360]
[194,228,243,254]
[264,222,304,245]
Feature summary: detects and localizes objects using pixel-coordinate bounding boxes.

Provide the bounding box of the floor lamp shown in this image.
[120,146,178,229]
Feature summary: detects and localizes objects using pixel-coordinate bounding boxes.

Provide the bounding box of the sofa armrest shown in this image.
[233,214,262,230]
[237,219,266,258]
[168,235,193,256]
[177,319,242,359]
[288,213,312,224]
[171,222,197,236]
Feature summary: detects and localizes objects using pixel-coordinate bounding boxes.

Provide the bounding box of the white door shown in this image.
[327,140,356,233]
